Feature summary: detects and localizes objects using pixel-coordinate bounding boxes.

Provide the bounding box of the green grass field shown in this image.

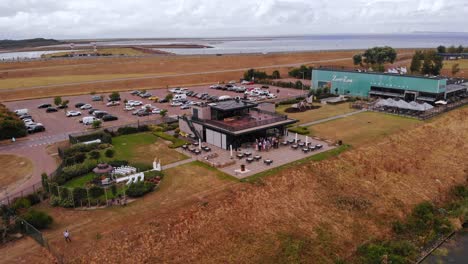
[309,112,422,147]
[112,132,188,166]
[63,172,95,188]
[277,103,356,125]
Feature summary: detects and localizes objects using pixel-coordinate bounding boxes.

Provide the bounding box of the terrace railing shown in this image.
[202,115,288,132]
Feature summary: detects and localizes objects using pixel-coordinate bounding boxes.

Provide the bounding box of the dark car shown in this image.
[130,90,140,95]
[158,98,169,103]
[94,111,108,118]
[102,115,118,122]
[27,124,45,134]
[19,114,32,120]
[46,107,58,113]
[58,104,68,109]
[139,92,152,98]
[75,102,85,108]
[38,103,52,109]
[137,110,150,117]
[225,84,233,88]
[261,85,270,89]
[88,108,99,114]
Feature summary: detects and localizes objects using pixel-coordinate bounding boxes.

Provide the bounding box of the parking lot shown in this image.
[4,84,304,142]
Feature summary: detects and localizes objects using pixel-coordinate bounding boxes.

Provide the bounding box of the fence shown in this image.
[0,182,43,207]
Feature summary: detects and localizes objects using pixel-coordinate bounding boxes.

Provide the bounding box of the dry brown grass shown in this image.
[26,107,463,263]
[0,154,33,191]
[0,50,415,101]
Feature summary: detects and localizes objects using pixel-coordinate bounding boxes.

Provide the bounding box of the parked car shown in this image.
[58,104,68,109]
[80,104,93,110]
[46,107,58,113]
[102,115,118,122]
[88,108,99,114]
[170,101,183,107]
[148,96,159,101]
[137,110,150,116]
[75,102,85,108]
[106,101,120,107]
[66,111,81,117]
[229,80,236,84]
[130,90,141,95]
[261,85,270,89]
[93,111,108,118]
[19,114,32,120]
[159,98,169,103]
[27,124,45,134]
[81,116,100,125]
[126,100,142,106]
[180,104,191,110]
[38,103,52,109]
[14,109,29,116]
[151,108,161,114]
[23,119,35,125]
[91,95,103,101]
[124,105,135,111]
[218,95,231,101]
[267,93,277,99]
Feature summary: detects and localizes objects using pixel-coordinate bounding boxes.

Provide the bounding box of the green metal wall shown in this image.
[312,70,446,97]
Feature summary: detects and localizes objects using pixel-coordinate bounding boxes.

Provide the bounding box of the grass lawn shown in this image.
[309,112,422,147]
[112,132,188,166]
[0,154,33,189]
[63,172,95,188]
[276,103,356,125]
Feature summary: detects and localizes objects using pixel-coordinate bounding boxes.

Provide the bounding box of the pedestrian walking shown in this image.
[64,229,71,243]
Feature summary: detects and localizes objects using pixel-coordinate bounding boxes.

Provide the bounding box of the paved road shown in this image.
[162,158,196,170]
[298,109,367,127]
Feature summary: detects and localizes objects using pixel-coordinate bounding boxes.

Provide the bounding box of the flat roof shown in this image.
[210,100,258,112]
[313,68,446,81]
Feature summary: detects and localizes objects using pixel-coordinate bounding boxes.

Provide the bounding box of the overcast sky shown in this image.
[1,0,467,39]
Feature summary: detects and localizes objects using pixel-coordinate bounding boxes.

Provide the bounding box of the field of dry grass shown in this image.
[3,107,466,264]
[309,111,422,146]
[0,154,33,192]
[441,59,468,78]
[277,103,356,125]
[0,50,415,101]
[41,47,149,58]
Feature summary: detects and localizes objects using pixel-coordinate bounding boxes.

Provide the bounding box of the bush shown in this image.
[144,170,164,180]
[126,182,155,198]
[49,195,61,207]
[59,160,98,184]
[71,131,112,144]
[105,148,115,158]
[153,131,188,148]
[110,185,117,196]
[132,163,153,172]
[89,150,101,160]
[72,187,88,203]
[92,120,102,129]
[63,143,99,158]
[12,197,31,211]
[59,197,74,208]
[41,173,49,193]
[288,126,310,135]
[117,125,149,135]
[89,186,104,199]
[108,160,129,167]
[22,210,53,230]
[0,104,27,140]
[26,193,41,206]
[452,185,468,199]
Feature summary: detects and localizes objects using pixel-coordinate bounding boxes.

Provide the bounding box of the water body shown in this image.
[0,50,74,60]
[423,228,468,264]
[1,33,468,58]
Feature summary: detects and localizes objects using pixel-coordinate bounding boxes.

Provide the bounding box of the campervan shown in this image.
[82,116,100,125]
[173,94,187,102]
[14,109,28,116]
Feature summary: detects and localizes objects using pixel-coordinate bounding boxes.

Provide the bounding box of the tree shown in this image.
[41,173,49,193]
[109,92,120,101]
[53,96,62,107]
[159,109,168,119]
[164,93,173,101]
[361,46,397,69]
[410,50,424,73]
[353,54,363,66]
[105,148,115,158]
[456,45,464,53]
[271,70,280,79]
[421,51,443,76]
[92,120,102,129]
[61,100,69,108]
[436,45,446,53]
[89,150,100,160]
[451,63,460,76]
[447,45,457,53]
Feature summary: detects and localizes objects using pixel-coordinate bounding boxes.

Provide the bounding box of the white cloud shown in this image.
[0,0,466,39]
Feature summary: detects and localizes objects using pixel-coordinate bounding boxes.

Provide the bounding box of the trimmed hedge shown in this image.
[288,126,310,135]
[56,160,98,185]
[71,131,112,144]
[126,182,155,197]
[117,125,149,135]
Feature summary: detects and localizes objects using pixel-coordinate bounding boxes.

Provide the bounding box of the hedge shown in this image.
[70,131,112,144]
[117,125,149,135]
[56,160,98,185]
[144,170,164,180]
[126,182,155,197]
[63,143,99,158]
[288,126,310,135]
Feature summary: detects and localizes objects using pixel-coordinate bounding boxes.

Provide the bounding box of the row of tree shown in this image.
[436,45,467,54]
[0,104,27,140]
[288,65,313,79]
[409,50,444,76]
[353,46,397,72]
[243,69,280,80]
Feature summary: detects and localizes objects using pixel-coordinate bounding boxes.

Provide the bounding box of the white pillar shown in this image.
[199,138,202,149]
[295,133,298,144]
[230,145,233,157]
[305,136,308,145]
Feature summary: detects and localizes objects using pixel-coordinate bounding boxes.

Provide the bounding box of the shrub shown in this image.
[71,131,112,144]
[59,197,74,208]
[63,143,99,157]
[60,160,98,183]
[49,196,61,207]
[117,126,139,135]
[49,182,59,196]
[89,186,104,199]
[89,150,101,160]
[144,170,164,180]
[12,197,31,211]
[126,182,155,197]
[452,185,468,199]
[98,143,112,149]
[41,173,49,193]
[22,210,53,230]
[72,187,88,203]
[108,160,129,167]
[110,185,117,196]
[288,126,310,135]
[26,193,41,206]
[132,163,153,172]
[105,148,115,158]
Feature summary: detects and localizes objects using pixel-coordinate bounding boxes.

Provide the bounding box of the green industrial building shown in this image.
[311,69,467,102]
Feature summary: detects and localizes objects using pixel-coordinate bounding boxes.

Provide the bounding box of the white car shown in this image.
[24,120,35,126]
[80,104,92,110]
[151,108,161,114]
[127,100,142,106]
[106,101,120,107]
[124,105,135,111]
[229,80,236,84]
[170,101,183,107]
[66,111,82,117]
[141,104,154,109]
[169,88,181,93]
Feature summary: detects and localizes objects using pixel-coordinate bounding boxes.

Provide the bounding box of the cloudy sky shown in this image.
[0,0,467,39]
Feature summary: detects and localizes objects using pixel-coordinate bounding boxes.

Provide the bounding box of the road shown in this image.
[298,109,367,127]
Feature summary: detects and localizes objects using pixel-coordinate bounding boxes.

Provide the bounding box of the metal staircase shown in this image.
[181,115,202,140]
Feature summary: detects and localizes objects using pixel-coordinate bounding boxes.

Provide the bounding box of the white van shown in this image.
[173,94,187,101]
[218,95,231,101]
[14,109,28,116]
[82,116,99,125]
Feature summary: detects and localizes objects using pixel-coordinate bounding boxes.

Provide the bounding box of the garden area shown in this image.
[44,128,189,209]
[276,102,356,125]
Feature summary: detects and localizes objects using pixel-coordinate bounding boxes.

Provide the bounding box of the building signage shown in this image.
[332,75,353,83]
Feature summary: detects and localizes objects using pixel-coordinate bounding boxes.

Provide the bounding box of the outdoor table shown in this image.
[291,144,298,149]
[188,147,195,152]
[302,148,309,153]
[182,144,188,149]
[203,147,211,152]
[254,155,262,161]
[315,144,323,149]
[244,152,252,157]
[264,159,273,165]
[298,142,305,147]
[194,149,201,155]
[309,146,316,151]
[237,153,244,159]
[246,157,254,163]
[287,139,294,144]
[193,142,199,146]
[281,141,289,146]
